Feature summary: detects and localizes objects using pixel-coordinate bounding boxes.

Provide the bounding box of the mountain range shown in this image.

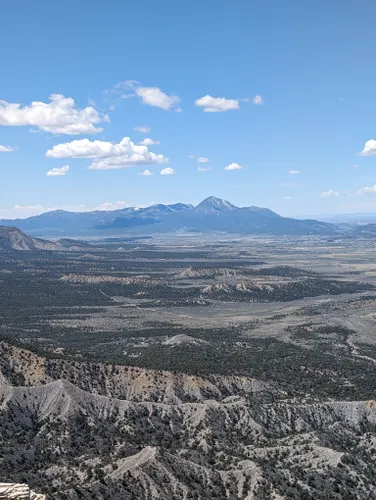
[0,197,337,237]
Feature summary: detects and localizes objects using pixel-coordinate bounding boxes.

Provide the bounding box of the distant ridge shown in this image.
[0,196,337,237]
[0,226,89,252]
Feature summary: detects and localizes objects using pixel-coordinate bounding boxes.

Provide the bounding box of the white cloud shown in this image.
[195,95,240,112]
[359,139,376,156]
[138,138,160,146]
[0,144,15,152]
[352,164,360,168]
[139,169,153,176]
[135,86,180,111]
[0,204,51,219]
[96,201,135,211]
[288,169,300,175]
[113,81,180,111]
[224,162,243,170]
[197,157,210,163]
[357,185,376,195]
[320,190,339,198]
[197,166,212,172]
[282,196,292,200]
[160,167,175,175]
[134,126,150,133]
[46,136,168,170]
[46,165,70,177]
[253,95,264,105]
[120,93,136,100]
[0,94,107,135]
[188,154,196,160]
[14,204,45,212]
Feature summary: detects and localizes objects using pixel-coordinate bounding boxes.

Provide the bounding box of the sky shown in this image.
[1,0,376,219]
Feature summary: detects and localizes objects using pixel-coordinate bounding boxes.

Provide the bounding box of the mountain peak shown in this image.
[194,196,238,214]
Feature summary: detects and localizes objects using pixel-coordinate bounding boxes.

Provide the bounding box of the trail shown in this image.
[347,336,376,364]
[98,289,122,303]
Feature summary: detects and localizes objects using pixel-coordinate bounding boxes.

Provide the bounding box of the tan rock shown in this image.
[0,483,46,500]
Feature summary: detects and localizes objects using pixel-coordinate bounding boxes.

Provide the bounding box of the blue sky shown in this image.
[1,0,376,219]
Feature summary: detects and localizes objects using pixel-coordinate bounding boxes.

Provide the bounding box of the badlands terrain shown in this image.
[2,229,376,497]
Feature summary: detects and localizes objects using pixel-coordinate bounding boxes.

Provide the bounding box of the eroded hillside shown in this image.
[1,342,376,499]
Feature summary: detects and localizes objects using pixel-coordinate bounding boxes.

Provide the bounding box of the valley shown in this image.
[2,229,376,498]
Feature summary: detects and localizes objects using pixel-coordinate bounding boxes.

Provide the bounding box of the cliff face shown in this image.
[0,483,45,499]
[0,341,273,404]
[1,342,376,499]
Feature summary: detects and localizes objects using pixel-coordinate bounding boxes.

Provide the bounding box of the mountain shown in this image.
[0,226,60,251]
[0,226,89,252]
[193,196,238,214]
[2,340,376,499]
[239,206,282,218]
[167,203,193,211]
[0,210,122,236]
[0,197,338,237]
[94,203,194,231]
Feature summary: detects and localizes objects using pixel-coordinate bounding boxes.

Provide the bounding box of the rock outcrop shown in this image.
[0,483,45,499]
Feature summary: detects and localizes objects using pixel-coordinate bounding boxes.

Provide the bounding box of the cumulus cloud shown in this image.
[134,126,150,133]
[357,185,376,195]
[359,139,376,156]
[135,86,180,111]
[197,166,212,172]
[0,144,15,152]
[253,95,264,105]
[282,196,292,200]
[0,94,107,135]
[46,137,168,170]
[160,167,175,175]
[197,157,210,163]
[46,165,70,177]
[138,138,160,146]
[195,95,240,112]
[139,169,153,176]
[320,190,339,198]
[224,163,243,170]
[288,169,300,175]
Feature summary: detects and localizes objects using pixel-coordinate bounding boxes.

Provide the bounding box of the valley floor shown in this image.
[2,235,376,498]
